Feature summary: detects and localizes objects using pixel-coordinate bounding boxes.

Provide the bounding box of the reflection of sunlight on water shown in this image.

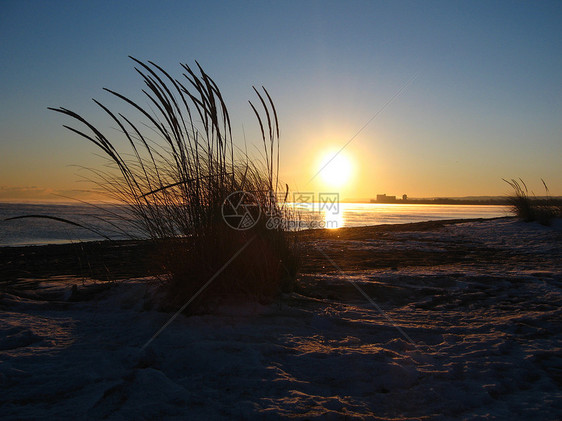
[323,207,343,229]
[284,202,343,230]
[290,202,508,230]
[310,202,508,229]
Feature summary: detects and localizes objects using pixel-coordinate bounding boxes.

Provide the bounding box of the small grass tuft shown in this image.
[503,178,562,226]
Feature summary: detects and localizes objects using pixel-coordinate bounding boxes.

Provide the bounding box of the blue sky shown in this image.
[1,0,561,201]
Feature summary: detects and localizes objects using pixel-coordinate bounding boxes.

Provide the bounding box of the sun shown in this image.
[317,151,353,189]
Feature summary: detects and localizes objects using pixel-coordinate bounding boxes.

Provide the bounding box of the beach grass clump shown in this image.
[50,57,299,311]
[503,178,562,226]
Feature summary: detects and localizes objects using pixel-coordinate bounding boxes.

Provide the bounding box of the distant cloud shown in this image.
[0,186,108,203]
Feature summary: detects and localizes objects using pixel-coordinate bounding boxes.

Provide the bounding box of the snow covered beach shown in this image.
[1,218,561,419]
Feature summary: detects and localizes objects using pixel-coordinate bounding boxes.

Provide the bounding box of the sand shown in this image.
[1,218,561,419]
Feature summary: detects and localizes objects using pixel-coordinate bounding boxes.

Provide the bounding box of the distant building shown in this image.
[375,194,397,203]
[402,194,408,201]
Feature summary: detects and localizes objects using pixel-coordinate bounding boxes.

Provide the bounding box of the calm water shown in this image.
[305,202,510,230]
[0,202,510,247]
[0,203,138,247]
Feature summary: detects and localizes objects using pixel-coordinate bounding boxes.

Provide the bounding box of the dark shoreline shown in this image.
[0,239,160,283]
[296,216,509,240]
[0,217,512,284]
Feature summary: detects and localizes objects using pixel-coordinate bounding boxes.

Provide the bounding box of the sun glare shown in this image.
[318,151,353,189]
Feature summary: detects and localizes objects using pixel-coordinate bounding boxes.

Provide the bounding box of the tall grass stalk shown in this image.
[50,57,299,310]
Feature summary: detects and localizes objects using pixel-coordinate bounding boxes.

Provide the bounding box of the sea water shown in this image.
[0,202,510,247]
[305,202,510,230]
[0,203,136,247]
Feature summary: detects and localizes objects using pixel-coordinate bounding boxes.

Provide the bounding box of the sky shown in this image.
[1,0,561,202]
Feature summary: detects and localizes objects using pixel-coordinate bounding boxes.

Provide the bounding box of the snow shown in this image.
[1,219,561,419]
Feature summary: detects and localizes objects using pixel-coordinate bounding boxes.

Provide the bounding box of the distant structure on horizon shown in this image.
[374,194,398,203]
[370,194,513,205]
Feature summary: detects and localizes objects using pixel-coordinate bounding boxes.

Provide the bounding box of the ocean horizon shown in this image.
[0,201,511,247]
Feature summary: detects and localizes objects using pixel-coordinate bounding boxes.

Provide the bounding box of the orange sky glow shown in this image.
[1,1,561,203]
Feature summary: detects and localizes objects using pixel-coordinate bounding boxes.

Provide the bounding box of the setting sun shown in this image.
[317,151,354,190]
